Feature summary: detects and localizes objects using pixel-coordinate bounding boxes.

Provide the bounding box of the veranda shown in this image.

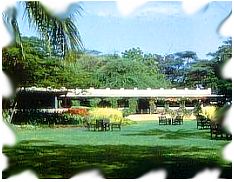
[15,87,224,114]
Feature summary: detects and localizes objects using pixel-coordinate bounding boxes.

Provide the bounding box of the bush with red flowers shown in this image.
[67,108,89,116]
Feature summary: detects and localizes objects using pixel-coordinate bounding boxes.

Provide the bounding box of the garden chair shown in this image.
[103,118,111,131]
[210,122,232,140]
[87,122,97,131]
[210,122,224,139]
[225,131,232,140]
[83,117,92,130]
[172,115,183,125]
[96,119,104,131]
[196,115,210,129]
[159,115,167,125]
[111,121,122,131]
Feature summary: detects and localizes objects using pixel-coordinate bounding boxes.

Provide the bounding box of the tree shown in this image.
[186,59,213,88]
[3,7,24,58]
[186,38,232,98]
[122,47,144,62]
[143,53,160,74]
[207,38,232,97]
[3,1,83,58]
[174,51,198,65]
[174,51,198,87]
[96,56,170,89]
[2,37,88,89]
[157,51,198,87]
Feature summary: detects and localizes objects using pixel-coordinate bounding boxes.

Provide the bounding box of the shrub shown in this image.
[11,110,86,125]
[89,108,122,121]
[215,103,231,124]
[121,99,138,117]
[105,98,118,108]
[67,108,89,116]
[164,102,170,113]
[89,98,102,107]
[89,107,134,124]
[122,108,133,117]
[63,113,86,125]
[71,100,80,107]
[2,110,11,123]
[201,106,217,121]
[168,109,176,117]
[193,102,202,115]
[128,98,138,113]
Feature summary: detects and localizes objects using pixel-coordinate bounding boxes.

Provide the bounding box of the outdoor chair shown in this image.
[210,122,232,140]
[86,119,111,131]
[103,119,111,131]
[210,123,224,139]
[225,132,232,140]
[172,115,183,125]
[87,122,97,131]
[196,115,211,129]
[96,119,105,131]
[159,116,168,125]
[111,121,121,131]
[84,122,96,131]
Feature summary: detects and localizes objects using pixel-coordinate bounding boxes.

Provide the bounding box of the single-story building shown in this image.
[15,87,225,114]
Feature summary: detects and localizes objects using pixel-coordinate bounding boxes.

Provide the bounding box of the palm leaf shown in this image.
[2,7,25,59]
[22,1,83,58]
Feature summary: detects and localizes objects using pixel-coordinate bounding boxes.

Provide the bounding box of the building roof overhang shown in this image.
[17,87,223,99]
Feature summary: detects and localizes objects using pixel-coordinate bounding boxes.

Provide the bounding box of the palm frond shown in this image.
[2,7,25,59]
[22,1,83,58]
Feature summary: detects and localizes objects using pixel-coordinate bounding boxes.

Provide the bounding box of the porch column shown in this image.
[54,96,58,109]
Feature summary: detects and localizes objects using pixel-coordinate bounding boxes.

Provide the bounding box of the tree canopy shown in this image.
[3,37,170,89]
[3,2,83,58]
[2,36,232,99]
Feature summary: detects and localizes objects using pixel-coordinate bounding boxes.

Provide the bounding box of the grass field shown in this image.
[2,120,232,178]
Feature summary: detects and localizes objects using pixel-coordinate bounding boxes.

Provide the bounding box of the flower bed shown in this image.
[67,108,89,116]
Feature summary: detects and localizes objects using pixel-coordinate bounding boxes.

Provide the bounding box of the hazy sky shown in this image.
[17,1,232,59]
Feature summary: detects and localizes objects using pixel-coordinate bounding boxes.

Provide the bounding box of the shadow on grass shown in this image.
[2,140,231,179]
[123,128,211,140]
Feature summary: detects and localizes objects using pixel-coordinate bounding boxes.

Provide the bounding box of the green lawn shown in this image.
[3,120,231,178]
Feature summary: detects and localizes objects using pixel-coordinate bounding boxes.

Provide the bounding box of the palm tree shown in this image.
[3,7,24,58]
[3,1,83,58]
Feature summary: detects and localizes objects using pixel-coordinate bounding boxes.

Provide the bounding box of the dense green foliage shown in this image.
[2,36,232,98]
[2,37,170,89]
[185,38,232,96]
[157,51,198,87]
[11,110,85,125]
[96,56,169,88]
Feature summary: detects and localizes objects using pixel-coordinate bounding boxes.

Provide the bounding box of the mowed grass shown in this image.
[3,120,232,178]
